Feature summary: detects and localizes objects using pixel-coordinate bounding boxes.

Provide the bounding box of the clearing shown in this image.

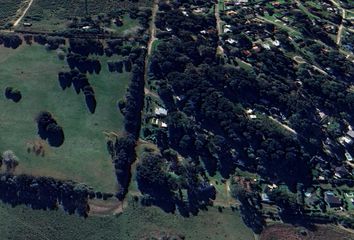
[0,43,131,192]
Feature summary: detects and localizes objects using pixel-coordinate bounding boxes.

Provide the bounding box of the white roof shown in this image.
[155,107,167,116]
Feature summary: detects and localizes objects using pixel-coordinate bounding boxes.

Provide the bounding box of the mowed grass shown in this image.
[0,44,131,192]
[0,200,254,240]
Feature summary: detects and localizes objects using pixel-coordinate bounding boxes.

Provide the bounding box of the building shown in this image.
[334,166,350,179]
[154,107,167,117]
[261,193,272,203]
[324,191,342,208]
[345,152,353,162]
[23,22,32,27]
[347,130,354,139]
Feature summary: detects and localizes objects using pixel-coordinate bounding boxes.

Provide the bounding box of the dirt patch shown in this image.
[260,224,354,240]
[26,139,48,157]
[88,199,123,216]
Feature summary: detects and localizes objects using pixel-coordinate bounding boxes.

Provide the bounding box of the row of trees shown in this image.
[0,34,22,49]
[67,52,102,74]
[107,59,132,73]
[107,48,145,200]
[58,70,97,113]
[0,174,90,217]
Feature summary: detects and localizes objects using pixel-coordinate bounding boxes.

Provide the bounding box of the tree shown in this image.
[1,150,19,172]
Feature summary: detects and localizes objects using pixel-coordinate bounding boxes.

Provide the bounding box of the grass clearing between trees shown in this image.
[0,200,254,240]
[16,0,152,32]
[0,43,131,192]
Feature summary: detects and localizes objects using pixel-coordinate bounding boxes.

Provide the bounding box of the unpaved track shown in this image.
[147,0,159,56]
[14,0,34,26]
[215,0,222,37]
[336,8,346,45]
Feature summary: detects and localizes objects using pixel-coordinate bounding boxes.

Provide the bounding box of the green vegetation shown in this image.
[0,44,131,192]
[19,0,152,32]
[0,201,254,240]
[0,0,23,26]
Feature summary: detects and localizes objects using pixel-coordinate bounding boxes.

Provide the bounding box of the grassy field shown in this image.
[0,200,254,240]
[0,44,131,192]
[17,0,152,32]
[260,223,354,240]
[0,0,23,26]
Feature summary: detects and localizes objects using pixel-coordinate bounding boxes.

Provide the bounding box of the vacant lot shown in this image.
[0,0,23,26]
[0,44,131,192]
[260,223,354,240]
[0,201,254,240]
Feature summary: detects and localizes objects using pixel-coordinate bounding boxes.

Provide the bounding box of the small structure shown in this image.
[225,38,237,45]
[154,107,167,117]
[345,152,353,162]
[338,136,353,146]
[324,191,342,208]
[151,118,167,128]
[334,166,350,179]
[347,130,354,139]
[261,193,272,203]
[23,22,32,27]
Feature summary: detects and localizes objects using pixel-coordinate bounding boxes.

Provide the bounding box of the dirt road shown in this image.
[293,56,329,75]
[336,8,346,45]
[14,0,34,27]
[215,0,222,37]
[147,0,159,56]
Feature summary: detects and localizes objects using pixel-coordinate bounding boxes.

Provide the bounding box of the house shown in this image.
[261,193,273,203]
[345,192,354,198]
[345,152,353,162]
[271,40,280,47]
[347,130,354,139]
[225,38,237,45]
[338,136,353,146]
[223,25,232,33]
[334,166,350,179]
[305,192,321,207]
[154,107,167,117]
[324,191,342,208]
[151,118,168,128]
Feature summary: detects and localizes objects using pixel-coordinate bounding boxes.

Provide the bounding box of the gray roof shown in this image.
[347,130,354,139]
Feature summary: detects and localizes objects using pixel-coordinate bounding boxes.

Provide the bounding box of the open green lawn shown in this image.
[0,44,130,192]
[0,200,254,240]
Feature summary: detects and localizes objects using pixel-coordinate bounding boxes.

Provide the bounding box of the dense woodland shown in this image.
[1,1,354,234]
[138,0,354,225]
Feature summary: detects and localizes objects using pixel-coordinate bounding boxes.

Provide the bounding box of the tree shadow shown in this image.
[85,94,97,114]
